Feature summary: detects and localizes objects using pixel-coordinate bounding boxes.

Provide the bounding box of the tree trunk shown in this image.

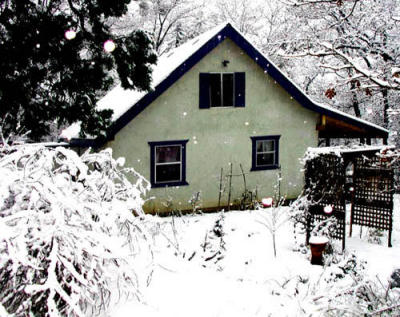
[350,80,361,118]
[382,88,389,128]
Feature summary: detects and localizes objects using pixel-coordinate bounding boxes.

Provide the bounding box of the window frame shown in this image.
[250,135,281,171]
[148,140,189,188]
[209,72,235,108]
[199,72,245,108]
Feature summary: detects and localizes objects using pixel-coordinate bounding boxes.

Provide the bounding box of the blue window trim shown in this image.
[148,140,189,188]
[250,135,280,171]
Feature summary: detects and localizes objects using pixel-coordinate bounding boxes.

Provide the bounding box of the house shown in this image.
[61,23,389,213]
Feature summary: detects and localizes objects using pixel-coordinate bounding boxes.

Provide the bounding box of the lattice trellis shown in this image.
[350,155,394,247]
[304,154,346,250]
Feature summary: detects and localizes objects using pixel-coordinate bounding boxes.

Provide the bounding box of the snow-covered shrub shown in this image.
[257,197,290,258]
[324,253,366,284]
[300,253,400,316]
[200,212,226,269]
[390,269,400,289]
[289,195,311,253]
[188,191,202,213]
[0,143,151,316]
[367,228,384,245]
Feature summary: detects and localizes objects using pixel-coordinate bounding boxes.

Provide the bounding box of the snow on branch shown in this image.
[282,42,400,91]
[281,0,345,6]
[319,42,400,90]
[0,143,151,316]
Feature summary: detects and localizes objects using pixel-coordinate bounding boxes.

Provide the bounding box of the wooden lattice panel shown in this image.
[304,154,346,249]
[308,206,346,242]
[305,155,345,203]
[352,155,394,235]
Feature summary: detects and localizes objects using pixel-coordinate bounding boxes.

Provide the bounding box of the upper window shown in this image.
[250,135,280,171]
[199,72,245,108]
[148,140,189,187]
[209,73,234,107]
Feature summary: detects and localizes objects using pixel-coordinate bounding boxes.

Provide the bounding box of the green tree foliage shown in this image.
[0,0,157,140]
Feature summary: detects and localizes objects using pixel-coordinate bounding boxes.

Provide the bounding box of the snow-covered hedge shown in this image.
[0,144,150,316]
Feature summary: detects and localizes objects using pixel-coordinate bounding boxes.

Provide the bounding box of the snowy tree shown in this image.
[0,140,152,316]
[112,0,205,55]
[281,0,400,142]
[0,0,157,140]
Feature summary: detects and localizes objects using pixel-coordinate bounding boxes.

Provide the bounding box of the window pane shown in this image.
[256,140,274,153]
[257,153,274,166]
[223,73,234,107]
[209,73,221,107]
[156,164,181,183]
[256,140,263,152]
[263,140,274,152]
[156,146,181,163]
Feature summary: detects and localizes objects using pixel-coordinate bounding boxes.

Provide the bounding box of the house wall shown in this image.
[105,39,319,213]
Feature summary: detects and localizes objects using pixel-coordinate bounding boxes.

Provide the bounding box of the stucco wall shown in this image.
[106,39,319,213]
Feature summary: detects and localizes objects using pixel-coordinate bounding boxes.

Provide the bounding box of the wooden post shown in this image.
[227,163,233,211]
[306,215,311,245]
[218,168,223,210]
[349,195,354,237]
[239,163,247,193]
[326,138,331,146]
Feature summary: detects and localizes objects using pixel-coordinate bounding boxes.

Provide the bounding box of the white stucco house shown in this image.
[61,23,389,213]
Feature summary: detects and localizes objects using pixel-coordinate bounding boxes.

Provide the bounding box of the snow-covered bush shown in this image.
[289,195,311,253]
[200,212,226,269]
[257,197,290,258]
[0,143,151,316]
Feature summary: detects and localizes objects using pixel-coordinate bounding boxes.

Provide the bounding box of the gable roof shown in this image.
[62,22,389,146]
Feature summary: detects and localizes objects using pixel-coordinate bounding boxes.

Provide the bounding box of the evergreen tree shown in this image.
[0,0,157,140]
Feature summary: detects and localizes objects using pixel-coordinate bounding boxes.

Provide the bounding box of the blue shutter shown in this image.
[199,73,210,109]
[235,72,245,107]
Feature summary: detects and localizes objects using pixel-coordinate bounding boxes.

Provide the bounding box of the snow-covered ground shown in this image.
[107,196,400,317]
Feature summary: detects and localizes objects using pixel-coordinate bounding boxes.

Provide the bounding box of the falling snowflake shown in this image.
[64,30,76,40]
[324,205,333,214]
[103,40,116,53]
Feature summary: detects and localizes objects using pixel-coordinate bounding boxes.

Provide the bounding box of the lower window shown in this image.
[148,140,189,187]
[250,135,280,171]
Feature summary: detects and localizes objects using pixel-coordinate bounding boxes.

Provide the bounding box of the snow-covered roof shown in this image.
[98,24,227,121]
[61,22,389,144]
[305,145,395,159]
[61,24,227,141]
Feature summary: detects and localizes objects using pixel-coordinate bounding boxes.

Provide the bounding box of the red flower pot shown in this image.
[309,236,329,265]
